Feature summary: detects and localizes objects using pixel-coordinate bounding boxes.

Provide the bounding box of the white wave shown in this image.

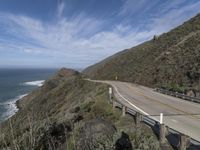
[0,94,28,121]
[23,80,44,87]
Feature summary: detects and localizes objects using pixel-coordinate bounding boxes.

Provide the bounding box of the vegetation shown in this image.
[0,68,161,149]
[83,13,200,95]
[2,9,199,149]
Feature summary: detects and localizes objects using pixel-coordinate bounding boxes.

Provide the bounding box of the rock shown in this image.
[115,131,133,150]
[186,89,196,97]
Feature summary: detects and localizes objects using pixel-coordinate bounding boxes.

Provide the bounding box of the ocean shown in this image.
[0,68,58,122]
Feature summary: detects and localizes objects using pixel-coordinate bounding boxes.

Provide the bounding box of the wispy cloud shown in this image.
[119,0,160,17]
[57,0,65,18]
[0,0,200,68]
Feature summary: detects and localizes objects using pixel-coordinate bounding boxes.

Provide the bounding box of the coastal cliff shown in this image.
[0,68,160,150]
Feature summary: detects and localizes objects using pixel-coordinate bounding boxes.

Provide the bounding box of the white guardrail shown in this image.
[109,87,200,150]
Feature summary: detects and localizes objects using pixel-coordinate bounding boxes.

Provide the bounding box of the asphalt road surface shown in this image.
[89,79,200,141]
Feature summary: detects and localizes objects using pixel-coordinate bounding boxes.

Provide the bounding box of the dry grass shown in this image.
[0,69,161,149]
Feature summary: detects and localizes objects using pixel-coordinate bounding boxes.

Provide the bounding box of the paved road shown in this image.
[89,79,200,141]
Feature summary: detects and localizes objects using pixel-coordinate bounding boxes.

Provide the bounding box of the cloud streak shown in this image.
[0,0,200,68]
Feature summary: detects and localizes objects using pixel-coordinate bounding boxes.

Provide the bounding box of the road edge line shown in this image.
[113,85,160,122]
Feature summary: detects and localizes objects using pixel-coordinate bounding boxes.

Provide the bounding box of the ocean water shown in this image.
[0,68,58,122]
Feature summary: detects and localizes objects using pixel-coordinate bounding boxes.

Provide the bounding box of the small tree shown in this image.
[153,35,158,41]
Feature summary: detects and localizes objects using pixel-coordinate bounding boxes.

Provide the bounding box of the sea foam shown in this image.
[0,80,45,122]
[23,80,44,87]
[0,94,28,121]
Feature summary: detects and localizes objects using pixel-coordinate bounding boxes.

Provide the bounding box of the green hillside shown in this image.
[83,13,200,94]
[0,68,160,149]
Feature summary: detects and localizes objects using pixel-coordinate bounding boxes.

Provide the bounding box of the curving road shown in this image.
[88,79,200,141]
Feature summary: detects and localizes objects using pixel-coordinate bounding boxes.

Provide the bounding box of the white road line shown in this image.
[113,84,160,122]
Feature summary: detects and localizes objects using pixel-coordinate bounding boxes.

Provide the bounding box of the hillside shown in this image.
[83,13,200,95]
[0,68,160,150]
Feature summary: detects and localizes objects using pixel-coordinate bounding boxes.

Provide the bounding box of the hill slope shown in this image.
[0,68,160,149]
[83,13,200,94]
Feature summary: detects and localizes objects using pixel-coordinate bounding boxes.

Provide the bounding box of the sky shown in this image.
[0,0,200,69]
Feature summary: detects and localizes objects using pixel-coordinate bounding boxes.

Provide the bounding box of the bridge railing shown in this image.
[110,87,200,150]
[155,88,200,103]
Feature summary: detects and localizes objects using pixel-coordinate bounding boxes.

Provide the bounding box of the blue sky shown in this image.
[0,0,200,69]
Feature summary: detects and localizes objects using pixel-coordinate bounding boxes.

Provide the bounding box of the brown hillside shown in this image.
[83,13,200,94]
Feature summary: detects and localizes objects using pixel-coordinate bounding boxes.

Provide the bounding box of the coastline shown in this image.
[12,80,45,119]
[1,80,45,122]
[15,92,30,113]
[15,96,22,112]
[15,94,27,114]
[0,94,27,122]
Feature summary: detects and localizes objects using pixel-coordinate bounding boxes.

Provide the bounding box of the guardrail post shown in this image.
[122,105,126,116]
[176,92,178,97]
[179,134,190,150]
[112,100,116,109]
[159,113,166,143]
[135,112,142,126]
[165,126,169,136]
[159,124,166,143]
[109,87,112,103]
[186,136,191,148]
